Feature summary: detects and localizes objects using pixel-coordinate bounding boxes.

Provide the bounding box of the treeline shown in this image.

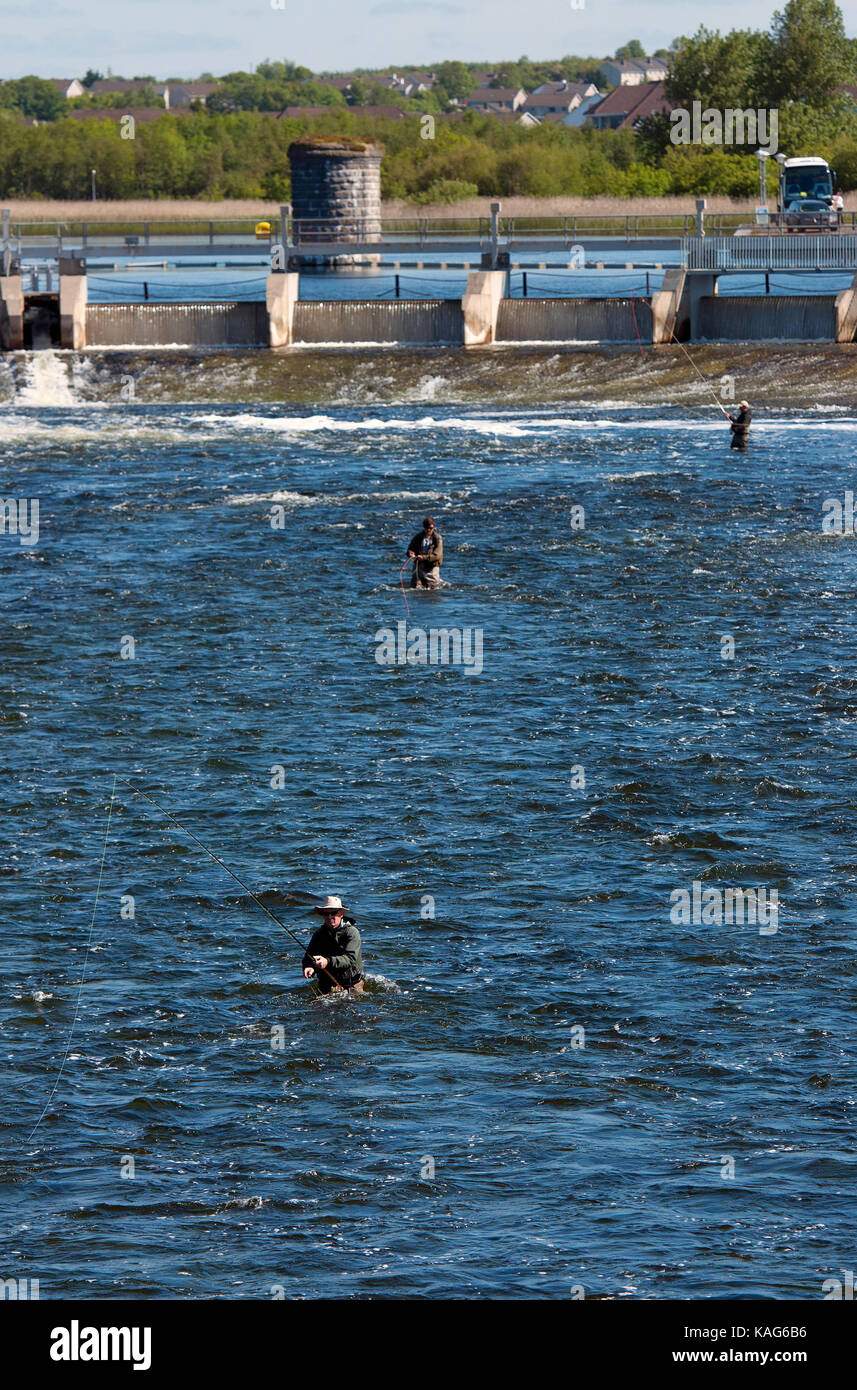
[3,1,857,201]
[640,0,857,158]
[4,105,857,202]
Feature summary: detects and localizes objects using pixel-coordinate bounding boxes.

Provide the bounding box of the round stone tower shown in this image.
[287,137,382,266]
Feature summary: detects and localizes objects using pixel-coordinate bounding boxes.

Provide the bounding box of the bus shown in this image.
[778,156,835,211]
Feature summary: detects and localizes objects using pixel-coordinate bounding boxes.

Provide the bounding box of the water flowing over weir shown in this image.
[292,299,464,345]
[86,301,269,348]
[11,351,86,406]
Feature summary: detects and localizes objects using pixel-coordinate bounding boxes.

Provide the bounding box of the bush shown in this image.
[410,178,480,205]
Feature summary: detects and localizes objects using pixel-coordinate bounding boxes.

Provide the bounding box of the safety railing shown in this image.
[683,235,857,271]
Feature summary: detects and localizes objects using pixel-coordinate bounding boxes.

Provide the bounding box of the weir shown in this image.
[2,267,856,351]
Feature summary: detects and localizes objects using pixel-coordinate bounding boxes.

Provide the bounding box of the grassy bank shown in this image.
[7,194,854,222]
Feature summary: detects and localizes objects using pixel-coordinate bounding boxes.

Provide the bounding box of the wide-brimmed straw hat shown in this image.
[313,895,347,915]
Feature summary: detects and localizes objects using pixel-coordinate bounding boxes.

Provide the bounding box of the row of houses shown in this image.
[43,60,674,133]
[462,77,674,131]
[48,77,220,107]
[46,56,668,111]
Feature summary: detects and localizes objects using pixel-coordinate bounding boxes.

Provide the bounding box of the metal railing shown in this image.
[683,235,857,271]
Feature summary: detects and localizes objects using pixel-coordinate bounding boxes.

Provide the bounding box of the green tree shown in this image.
[434,61,473,100]
[615,40,646,59]
[81,69,103,89]
[761,0,851,105]
[1,76,65,121]
[666,26,766,109]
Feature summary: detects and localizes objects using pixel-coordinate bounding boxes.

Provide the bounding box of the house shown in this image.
[587,80,672,129]
[538,93,605,128]
[464,87,527,113]
[91,78,168,100]
[600,57,668,87]
[531,79,599,99]
[375,71,435,98]
[522,82,600,117]
[165,81,221,108]
[314,76,357,92]
[49,78,85,98]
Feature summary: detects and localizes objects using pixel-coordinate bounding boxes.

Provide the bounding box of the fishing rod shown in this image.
[127,782,345,993]
[631,292,731,420]
[399,556,411,616]
[667,326,731,419]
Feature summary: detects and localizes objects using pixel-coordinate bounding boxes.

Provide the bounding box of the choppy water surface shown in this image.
[2,350,857,1299]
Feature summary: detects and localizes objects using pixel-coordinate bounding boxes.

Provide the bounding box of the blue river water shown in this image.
[62,264,857,304]
[2,348,856,1299]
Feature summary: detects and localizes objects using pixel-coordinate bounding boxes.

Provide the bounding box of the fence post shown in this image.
[144,221,150,246]
[208,220,214,247]
[489,201,501,270]
[1,208,9,250]
[523,271,527,297]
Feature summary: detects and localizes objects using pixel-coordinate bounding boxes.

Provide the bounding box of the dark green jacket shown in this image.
[302,918,364,992]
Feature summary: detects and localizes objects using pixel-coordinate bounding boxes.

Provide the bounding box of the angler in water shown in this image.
[729,400,752,450]
[302,895,365,995]
[406,516,443,590]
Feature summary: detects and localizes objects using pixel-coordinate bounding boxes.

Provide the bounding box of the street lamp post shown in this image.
[756,149,770,214]
[91,168,96,202]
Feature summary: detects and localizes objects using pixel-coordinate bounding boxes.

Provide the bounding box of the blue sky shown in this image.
[2,0,857,80]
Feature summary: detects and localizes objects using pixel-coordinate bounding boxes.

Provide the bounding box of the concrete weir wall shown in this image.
[1,269,848,351]
[86,302,269,347]
[694,295,836,342]
[0,274,24,350]
[497,297,653,344]
[293,299,463,345]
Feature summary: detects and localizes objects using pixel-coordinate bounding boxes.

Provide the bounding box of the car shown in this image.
[783,199,837,231]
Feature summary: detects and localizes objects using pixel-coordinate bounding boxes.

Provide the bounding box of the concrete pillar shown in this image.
[650,268,686,344]
[0,274,24,350]
[686,273,718,340]
[834,272,857,342]
[266,272,299,347]
[59,259,87,350]
[462,270,506,346]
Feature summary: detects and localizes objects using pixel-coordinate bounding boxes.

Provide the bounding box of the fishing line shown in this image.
[667,327,731,418]
[630,291,732,419]
[28,774,118,1141]
[398,557,411,617]
[630,295,645,359]
[127,782,345,994]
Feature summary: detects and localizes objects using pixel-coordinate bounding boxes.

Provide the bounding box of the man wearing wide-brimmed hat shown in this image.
[302,896,365,994]
[729,400,752,450]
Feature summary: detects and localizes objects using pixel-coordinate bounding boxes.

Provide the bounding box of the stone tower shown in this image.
[287,137,382,266]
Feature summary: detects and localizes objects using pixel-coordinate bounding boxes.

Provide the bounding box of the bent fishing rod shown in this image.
[668,327,731,419]
[128,782,345,992]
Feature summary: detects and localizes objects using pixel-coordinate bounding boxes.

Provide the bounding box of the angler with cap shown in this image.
[302,896,365,995]
[729,400,752,450]
[406,516,443,590]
